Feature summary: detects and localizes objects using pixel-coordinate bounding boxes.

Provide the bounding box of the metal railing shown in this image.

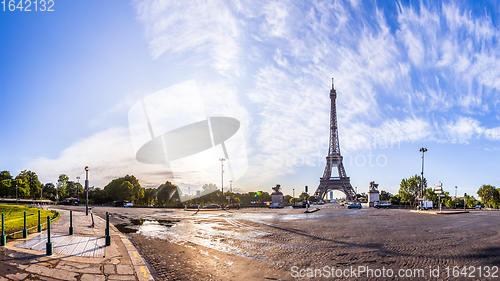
[2,210,59,239]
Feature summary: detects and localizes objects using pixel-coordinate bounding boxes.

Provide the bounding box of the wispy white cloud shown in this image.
[443,116,500,144]
[134,0,242,76]
[28,0,500,192]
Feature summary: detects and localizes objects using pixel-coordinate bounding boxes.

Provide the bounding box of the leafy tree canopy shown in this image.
[477,184,500,208]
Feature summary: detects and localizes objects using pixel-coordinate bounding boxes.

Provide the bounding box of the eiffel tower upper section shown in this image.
[322,79,348,180]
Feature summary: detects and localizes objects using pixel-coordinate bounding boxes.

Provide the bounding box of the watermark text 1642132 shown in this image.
[1,0,54,12]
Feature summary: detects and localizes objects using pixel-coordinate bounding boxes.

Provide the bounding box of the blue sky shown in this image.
[1,0,500,199]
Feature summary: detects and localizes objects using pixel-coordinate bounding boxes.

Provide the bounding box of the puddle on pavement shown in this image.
[115,218,179,234]
[114,209,360,263]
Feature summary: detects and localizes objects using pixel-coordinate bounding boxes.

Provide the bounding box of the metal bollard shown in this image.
[105,212,109,236]
[1,213,6,246]
[46,216,53,255]
[105,212,111,246]
[38,210,41,232]
[69,211,73,235]
[23,212,28,238]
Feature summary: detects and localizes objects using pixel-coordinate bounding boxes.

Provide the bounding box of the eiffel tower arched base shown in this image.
[316,178,356,201]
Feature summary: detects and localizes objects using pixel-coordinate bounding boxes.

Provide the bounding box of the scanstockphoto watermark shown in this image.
[290,265,499,279]
[272,151,389,168]
[269,136,401,152]
[268,136,400,168]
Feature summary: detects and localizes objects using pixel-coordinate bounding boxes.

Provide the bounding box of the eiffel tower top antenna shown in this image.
[332,78,334,89]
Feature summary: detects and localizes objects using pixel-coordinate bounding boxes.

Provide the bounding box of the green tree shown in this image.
[380,190,393,201]
[398,175,426,206]
[104,175,145,204]
[131,183,144,203]
[224,191,240,204]
[90,188,112,205]
[465,194,479,208]
[66,181,84,198]
[142,187,157,206]
[120,181,134,201]
[12,178,30,198]
[43,183,56,200]
[390,194,402,205]
[16,170,42,199]
[446,198,455,208]
[0,171,12,181]
[57,174,70,199]
[477,185,499,208]
[0,179,13,197]
[156,181,178,206]
[0,171,14,197]
[298,192,309,201]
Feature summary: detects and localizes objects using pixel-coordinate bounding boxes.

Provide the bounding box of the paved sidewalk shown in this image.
[0,208,154,281]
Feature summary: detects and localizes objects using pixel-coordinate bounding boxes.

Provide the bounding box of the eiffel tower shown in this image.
[314,79,356,201]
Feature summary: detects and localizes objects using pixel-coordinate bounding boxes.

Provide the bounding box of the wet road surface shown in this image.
[57,205,500,280]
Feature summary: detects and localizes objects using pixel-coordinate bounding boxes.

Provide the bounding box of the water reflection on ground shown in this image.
[115,208,360,262]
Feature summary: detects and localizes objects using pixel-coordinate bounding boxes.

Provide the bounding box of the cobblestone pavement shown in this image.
[84,205,500,280]
[0,207,154,281]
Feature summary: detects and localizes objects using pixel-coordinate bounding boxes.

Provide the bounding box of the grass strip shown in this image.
[0,204,59,237]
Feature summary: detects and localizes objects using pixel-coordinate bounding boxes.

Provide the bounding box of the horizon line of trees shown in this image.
[2,170,499,208]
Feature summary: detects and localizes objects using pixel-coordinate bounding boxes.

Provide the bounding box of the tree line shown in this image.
[393,174,499,208]
[0,170,277,207]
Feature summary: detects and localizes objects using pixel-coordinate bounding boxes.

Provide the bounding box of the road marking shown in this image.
[140,266,149,278]
[133,251,139,259]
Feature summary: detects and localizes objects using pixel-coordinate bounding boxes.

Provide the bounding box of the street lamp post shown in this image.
[85,166,89,216]
[76,176,80,206]
[219,158,225,207]
[419,148,427,207]
[455,186,458,209]
[229,180,233,205]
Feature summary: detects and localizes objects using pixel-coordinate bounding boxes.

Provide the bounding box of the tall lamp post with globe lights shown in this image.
[419,148,427,203]
[219,158,225,207]
[76,176,80,206]
[85,166,89,216]
[229,180,233,205]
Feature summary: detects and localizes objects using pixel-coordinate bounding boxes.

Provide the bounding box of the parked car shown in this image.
[474,205,484,209]
[203,203,221,209]
[226,204,240,210]
[268,203,283,208]
[347,202,361,209]
[123,203,133,207]
[374,200,391,209]
[187,204,200,209]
